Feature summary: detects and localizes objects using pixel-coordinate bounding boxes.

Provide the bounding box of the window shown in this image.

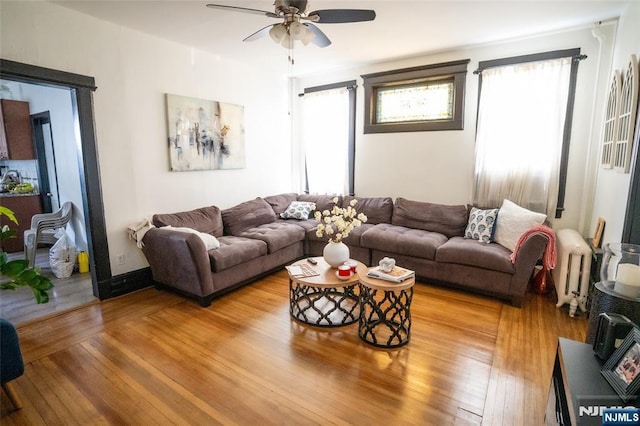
[613,55,639,172]
[361,59,469,133]
[300,81,356,195]
[473,49,584,218]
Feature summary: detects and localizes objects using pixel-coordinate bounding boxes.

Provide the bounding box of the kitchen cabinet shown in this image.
[0,99,35,160]
[0,195,43,253]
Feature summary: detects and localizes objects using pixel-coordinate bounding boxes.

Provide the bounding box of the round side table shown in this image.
[287,257,367,327]
[358,272,415,348]
[586,281,640,344]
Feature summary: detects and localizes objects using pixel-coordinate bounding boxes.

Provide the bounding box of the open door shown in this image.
[31,111,60,214]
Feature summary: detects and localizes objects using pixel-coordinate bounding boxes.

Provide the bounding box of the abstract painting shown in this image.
[166,94,245,171]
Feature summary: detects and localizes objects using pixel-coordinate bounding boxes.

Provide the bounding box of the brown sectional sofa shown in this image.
[141,193,548,308]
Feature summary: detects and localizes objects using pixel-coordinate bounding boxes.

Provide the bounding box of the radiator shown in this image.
[552,229,592,312]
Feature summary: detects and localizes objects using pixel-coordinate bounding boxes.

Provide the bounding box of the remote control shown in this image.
[307,258,318,265]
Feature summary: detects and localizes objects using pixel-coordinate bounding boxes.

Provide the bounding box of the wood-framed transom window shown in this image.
[361,59,469,134]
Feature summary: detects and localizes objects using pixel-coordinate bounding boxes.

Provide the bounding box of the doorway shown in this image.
[0,59,112,303]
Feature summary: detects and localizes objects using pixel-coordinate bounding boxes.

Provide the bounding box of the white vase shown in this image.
[323,241,350,268]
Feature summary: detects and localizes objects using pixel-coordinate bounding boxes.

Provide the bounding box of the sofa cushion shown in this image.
[280,201,315,220]
[159,226,220,250]
[222,198,277,236]
[464,207,499,243]
[343,196,393,225]
[277,218,318,231]
[153,206,223,237]
[263,193,298,215]
[493,199,547,252]
[436,236,515,274]
[361,223,448,260]
[391,198,469,238]
[298,194,341,213]
[208,236,268,272]
[237,222,305,253]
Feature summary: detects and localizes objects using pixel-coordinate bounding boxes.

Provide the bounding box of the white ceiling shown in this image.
[53,0,630,76]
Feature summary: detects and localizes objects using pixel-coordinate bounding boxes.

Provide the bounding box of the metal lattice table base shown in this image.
[289,280,360,327]
[358,285,414,348]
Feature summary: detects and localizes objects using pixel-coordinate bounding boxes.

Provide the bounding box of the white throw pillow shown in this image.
[493,200,546,252]
[161,226,220,250]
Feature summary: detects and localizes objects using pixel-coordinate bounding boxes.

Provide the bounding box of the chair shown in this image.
[23,201,73,268]
[0,318,24,410]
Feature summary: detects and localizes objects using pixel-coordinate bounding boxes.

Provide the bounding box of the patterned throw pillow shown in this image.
[280,201,316,220]
[464,207,499,243]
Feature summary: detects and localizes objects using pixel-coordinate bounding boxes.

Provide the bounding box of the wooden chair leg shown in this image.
[2,381,23,410]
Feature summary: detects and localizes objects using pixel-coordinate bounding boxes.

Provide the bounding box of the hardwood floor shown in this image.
[0,270,587,425]
[0,249,97,326]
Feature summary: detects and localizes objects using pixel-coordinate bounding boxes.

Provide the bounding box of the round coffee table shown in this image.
[287,257,367,327]
[358,271,416,348]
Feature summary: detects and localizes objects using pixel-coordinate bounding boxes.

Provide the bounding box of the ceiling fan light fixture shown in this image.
[300,26,315,45]
[280,33,292,48]
[269,23,287,43]
[289,21,315,46]
[289,21,304,38]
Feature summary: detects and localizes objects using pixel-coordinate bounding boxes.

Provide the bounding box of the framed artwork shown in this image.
[166,94,245,171]
[592,217,606,248]
[601,327,640,402]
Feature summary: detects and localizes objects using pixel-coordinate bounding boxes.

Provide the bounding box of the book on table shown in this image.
[367,265,415,283]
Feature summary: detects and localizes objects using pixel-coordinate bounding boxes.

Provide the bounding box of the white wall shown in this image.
[295,23,615,234]
[1,1,292,275]
[590,1,640,246]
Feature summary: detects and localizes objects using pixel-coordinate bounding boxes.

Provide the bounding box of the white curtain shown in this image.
[473,57,572,215]
[301,87,349,195]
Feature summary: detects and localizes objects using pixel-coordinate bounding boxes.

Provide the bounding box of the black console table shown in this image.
[545,338,624,426]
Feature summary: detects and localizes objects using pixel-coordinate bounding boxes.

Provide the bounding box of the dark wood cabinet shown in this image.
[0,99,35,160]
[0,195,42,253]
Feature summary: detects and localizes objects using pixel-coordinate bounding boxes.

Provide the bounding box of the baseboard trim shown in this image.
[101,267,154,299]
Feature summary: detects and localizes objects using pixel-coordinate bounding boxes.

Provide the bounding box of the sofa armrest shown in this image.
[141,228,214,298]
[509,233,548,306]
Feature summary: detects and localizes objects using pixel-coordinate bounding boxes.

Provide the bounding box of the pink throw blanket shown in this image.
[509,225,557,269]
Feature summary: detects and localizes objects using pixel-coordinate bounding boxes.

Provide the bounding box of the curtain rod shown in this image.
[473,52,587,75]
[298,80,357,97]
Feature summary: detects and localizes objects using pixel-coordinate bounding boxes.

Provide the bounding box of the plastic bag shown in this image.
[49,228,76,278]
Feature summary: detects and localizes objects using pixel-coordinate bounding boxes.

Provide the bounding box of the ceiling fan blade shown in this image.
[304,24,331,48]
[243,25,275,42]
[206,4,279,18]
[308,9,376,24]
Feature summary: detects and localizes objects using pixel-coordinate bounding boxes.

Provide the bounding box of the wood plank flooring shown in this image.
[0,270,587,425]
[0,249,97,326]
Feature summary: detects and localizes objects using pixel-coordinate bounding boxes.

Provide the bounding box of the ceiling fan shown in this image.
[205,0,376,49]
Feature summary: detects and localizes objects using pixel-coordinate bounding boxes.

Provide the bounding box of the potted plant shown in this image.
[0,206,53,303]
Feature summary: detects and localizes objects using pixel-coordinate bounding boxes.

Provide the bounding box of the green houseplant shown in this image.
[0,206,53,303]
